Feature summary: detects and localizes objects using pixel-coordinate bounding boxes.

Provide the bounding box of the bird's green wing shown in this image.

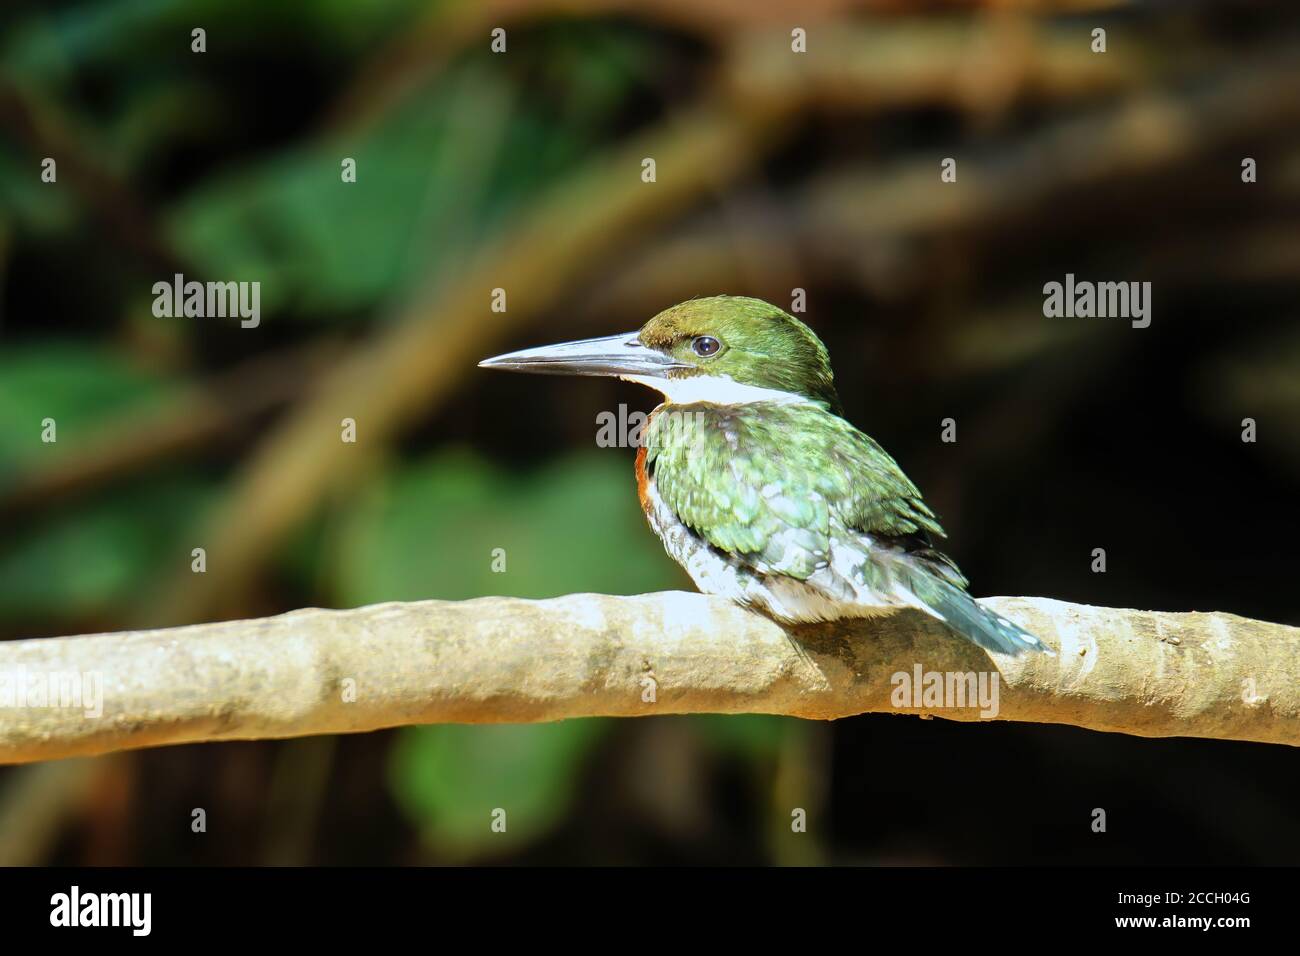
[644,401,953,582]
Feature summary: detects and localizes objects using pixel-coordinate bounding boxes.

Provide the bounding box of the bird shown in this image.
[479,295,1051,656]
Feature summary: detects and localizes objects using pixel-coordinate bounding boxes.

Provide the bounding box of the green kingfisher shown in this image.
[480,295,1051,656]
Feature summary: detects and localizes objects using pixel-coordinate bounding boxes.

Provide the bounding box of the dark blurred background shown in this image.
[1,0,1298,865]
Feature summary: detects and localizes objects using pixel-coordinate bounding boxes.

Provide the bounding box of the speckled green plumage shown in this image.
[644,400,962,585]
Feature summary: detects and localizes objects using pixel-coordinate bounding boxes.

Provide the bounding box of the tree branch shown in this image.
[1,593,1296,763]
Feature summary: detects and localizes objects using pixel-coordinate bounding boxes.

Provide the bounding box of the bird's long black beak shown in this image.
[478,332,685,379]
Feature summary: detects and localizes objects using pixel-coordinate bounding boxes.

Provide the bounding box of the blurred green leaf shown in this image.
[164,22,650,322]
[0,344,173,474]
[0,475,215,620]
[1,0,424,81]
[691,714,795,760]
[333,448,682,604]
[0,148,78,234]
[168,63,516,318]
[389,720,606,859]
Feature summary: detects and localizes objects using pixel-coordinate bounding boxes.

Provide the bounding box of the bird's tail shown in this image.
[883,555,1053,656]
[925,581,1052,656]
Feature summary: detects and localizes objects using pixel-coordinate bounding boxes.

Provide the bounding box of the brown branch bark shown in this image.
[2,593,1296,764]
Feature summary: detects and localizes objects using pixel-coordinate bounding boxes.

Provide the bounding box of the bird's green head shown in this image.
[480,295,840,410]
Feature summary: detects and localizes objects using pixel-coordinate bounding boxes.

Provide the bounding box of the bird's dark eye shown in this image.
[691,335,721,357]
